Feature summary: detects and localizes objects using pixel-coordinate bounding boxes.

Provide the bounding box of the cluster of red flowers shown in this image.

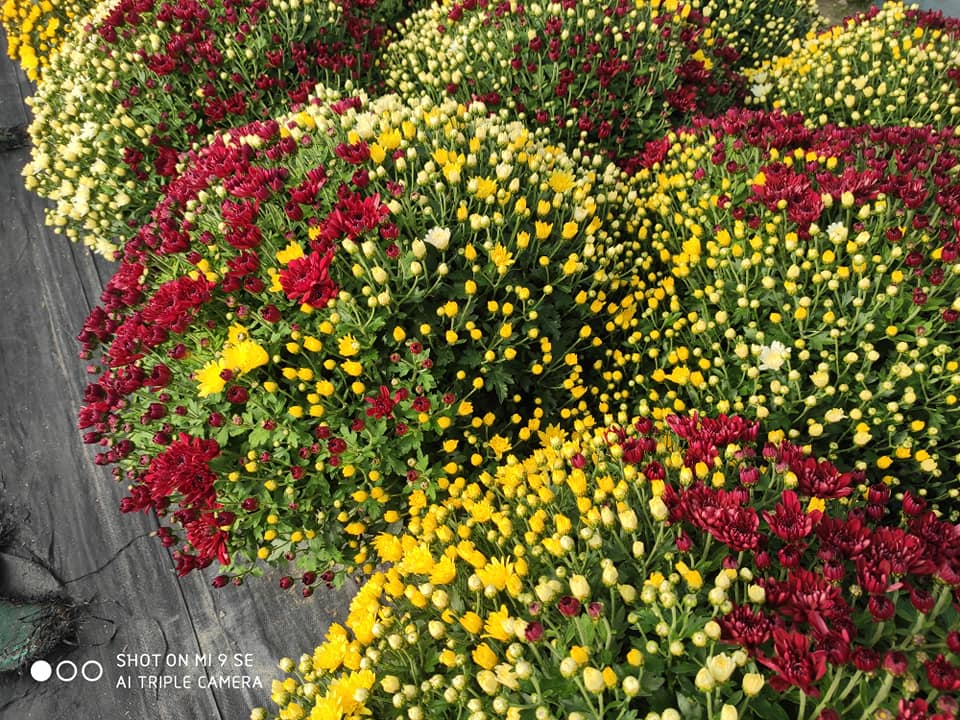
[124,433,232,575]
[613,413,960,714]
[74,114,326,566]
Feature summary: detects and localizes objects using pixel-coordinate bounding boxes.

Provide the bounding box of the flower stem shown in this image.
[809,667,845,718]
[833,669,864,705]
[857,670,895,719]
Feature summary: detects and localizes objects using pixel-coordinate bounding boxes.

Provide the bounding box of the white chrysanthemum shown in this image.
[423,226,451,251]
[757,340,791,371]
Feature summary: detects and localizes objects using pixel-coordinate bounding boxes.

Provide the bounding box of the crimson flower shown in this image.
[365,386,397,419]
[765,568,850,637]
[719,604,772,651]
[925,654,960,691]
[557,596,581,617]
[185,512,231,566]
[142,433,220,506]
[763,489,821,542]
[756,628,827,697]
[677,483,761,552]
[773,443,856,499]
[279,249,338,308]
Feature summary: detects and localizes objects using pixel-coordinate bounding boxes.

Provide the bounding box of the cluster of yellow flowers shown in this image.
[746,1,960,127]
[257,417,780,720]
[616,114,960,504]
[1,0,94,80]
[77,85,666,580]
[697,0,822,68]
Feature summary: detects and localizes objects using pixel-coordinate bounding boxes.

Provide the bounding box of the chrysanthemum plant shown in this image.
[257,413,960,720]
[22,0,414,258]
[1,0,97,80]
[745,2,960,129]
[697,0,821,69]
[382,0,744,175]
[76,88,636,586]
[618,109,960,513]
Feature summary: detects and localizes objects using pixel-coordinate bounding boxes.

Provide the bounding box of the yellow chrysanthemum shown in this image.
[196,360,226,396]
[222,340,269,375]
[276,240,305,265]
[487,434,512,459]
[341,360,364,377]
[338,334,361,357]
[483,605,513,642]
[312,624,350,671]
[476,556,522,596]
[373,533,403,563]
[488,243,514,272]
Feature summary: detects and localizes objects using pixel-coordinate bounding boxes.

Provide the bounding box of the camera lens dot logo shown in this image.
[30,661,53,682]
[29,660,104,682]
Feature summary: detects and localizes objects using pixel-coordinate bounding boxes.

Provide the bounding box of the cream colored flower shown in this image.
[758,340,791,371]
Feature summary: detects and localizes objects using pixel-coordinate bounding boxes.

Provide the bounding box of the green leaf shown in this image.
[750,698,795,720]
[676,692,704,720]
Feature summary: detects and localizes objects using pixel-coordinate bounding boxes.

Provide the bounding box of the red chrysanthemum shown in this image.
[756,628,827,697]
[279,249,338,308]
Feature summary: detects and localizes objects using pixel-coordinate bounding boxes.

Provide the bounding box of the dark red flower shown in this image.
[226,385,248,404]
[896,698,931,720]
[557,595,581,617]
[525,621,544,642]
[883,651,909,676]
[365,385,396,419]
[677,483,761,552]
[756,628,827,697]
[334,140,371,165]
[868,594,896,621]
[142,433,220,506]
[764,489,821,542]
[666,412,758,467]
[185,512,230,565]
[140,276,212,333]
[719,604,772,651]
[851,646,881,672]
[909,585,935,613]
[279,249,338,308]
[775,443,856,499]
[816,514,871,561]
[925,654,960,691]
[768,568,849,636]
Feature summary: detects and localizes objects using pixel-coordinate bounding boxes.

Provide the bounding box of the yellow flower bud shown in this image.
[582,667,605,694]
[742,673,765,696]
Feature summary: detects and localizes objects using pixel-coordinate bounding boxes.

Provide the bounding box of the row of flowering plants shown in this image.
[615,108,960,513]
[747,1,960,128]
[381,0,747,174]
[21,0,416,257]
[256,412,960,720]
[2,0,957,713]
[76,88,639,584]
